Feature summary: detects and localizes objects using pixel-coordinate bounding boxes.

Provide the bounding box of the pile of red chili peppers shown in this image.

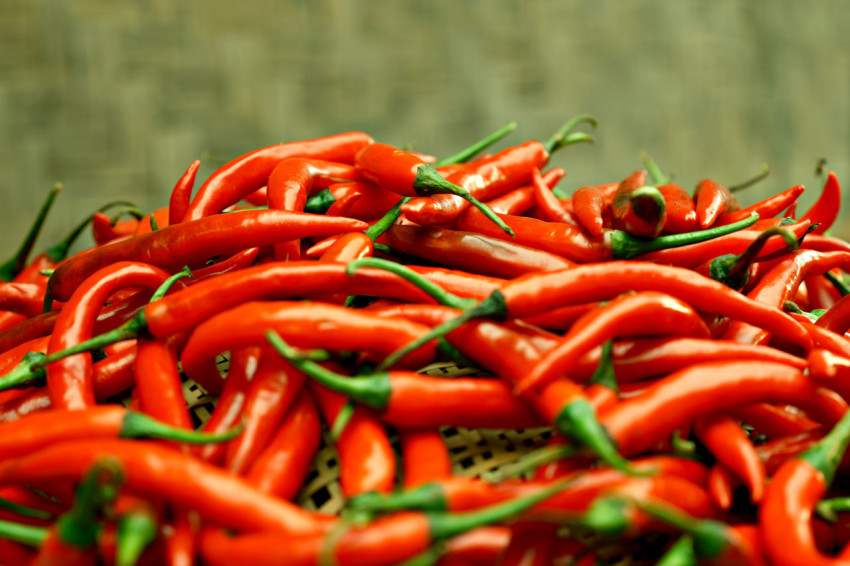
[2,116,850,565]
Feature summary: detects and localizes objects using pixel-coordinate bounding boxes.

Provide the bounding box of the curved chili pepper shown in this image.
[355,142,514,236]
[722,249,850,346]
[400,116,595,227]
[571,182,620,237]
[515,291,711,393]
[244,388,321,499]
[693,413,764,504]
[399,428,453,488]
[0,183,62,283]
[599,360,845,458]
[611,170,667,237]
[309,381,397,497]
[47,209,368,302]
[657,183,699,234]
[693,178,741,228]
[695,226,799,290]
[730,403,821,440]
[0,283,45,318]
[759,402,850,566]
[806,273,843,311]
[800,171,841,235]
[570,337,806,382]
[0,439,334,535]
[182,131,373,221]
[386,224,574,279]
[715,184,805,227]
[91,210,140,246]
[199,481,566,566]
[179,301,437,394]
[530,167,575,224]
[267,331,543,430]
[167,160,201,226]
[323,180,404,221]
[224,348,304,475]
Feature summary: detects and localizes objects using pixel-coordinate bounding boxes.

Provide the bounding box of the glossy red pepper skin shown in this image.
[599,361,844,457]
[401,141,551,226]
[168,160,201,226]
[800,171,841,235]
[398,428,453,488]
[183,131,373,221]
[657,183,699,234]
[0,439,334,535]
[571,182,620,237]
[326,180,404,221]
[715,184,805,226]
[244,389,322,499]
[516,291,711,393]
[499,262,812,351]
[0,283,45,318]
[310,381,397,497]
[133,338,194,436]
[529,167,575,224]
[693,413,765,504]
[611,170,666,237]
[91,212,138,246]
[178,301,437,393]
[48,209,368,302]
[693,178,741,228]
[46,262,173,410]
[386,224,574,279]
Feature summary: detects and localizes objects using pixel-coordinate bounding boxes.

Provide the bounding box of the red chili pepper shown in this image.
[715,184,805,226]
[497,521,558,566]
[47,209,368,302]
[730,403,821,440]
[693,413,765,504]
[759,403,850,565]
[657,183,699,234]
[0,439,334,535]
[805,273,843,311]
[800,171,840,235]
[816,291,850,335]
[182,131,373,221]
[386,224,574,279]
[223,348,304,475]
[398,428,453,488]
[309,381,397,497]
[530,167,575,224]
[599,360,845,458]
[179,301,438,394]
[0,283,44,318]
[515,291,711,393]
[131,206,170,236]
[611,170,667,237]
[244,389,322,499]
[570,182,620,237]
[355,142,515,236]
[91,211,140,247]
[693,178,741,228]
[323,181,404,221]
[168,160,201,226]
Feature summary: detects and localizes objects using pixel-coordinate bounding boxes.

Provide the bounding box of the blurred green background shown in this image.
[1,1,848,254]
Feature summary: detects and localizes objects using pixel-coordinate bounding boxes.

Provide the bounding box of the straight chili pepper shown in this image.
[759,400,850,566]
[182,131,373,221]
[354,142,515,236]
[398,428,454,488]
[244,388,322,500]
[47,209,368,302]
[714,184,805,226]
[0,283,45,318]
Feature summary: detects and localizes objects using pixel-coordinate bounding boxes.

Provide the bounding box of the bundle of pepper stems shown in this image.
[1,114,850,566]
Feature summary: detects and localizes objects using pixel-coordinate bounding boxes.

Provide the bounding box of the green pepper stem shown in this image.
[611,212,760,260]
[266,331,392,410]
[639,151,671,186]
[116,508,158,566]
[364,197,411,242]
[119,411,243,444]
[375,291,508,372]
[433,121,518,167]
[657,534,697,566]
[304,188,336,214]
[816,496,850,522]
[0,495,53,520]
[0,183,62,282]
[629,186,666,225]
[150,266,193,302]
[712,227,798,289]
[0,519,47,547]
[798,403,850,485]
[58,459,124,549]
[556,399,652,477]
[825,271,850,297]
[330,401,356,441]
[488,444,578,482]
[427,479,569,540]
[0,352,48,393]
[347,483,448,515]
[413,164,515,238]
[727,163,771,192]
[29,317,146,373]
[588,340,618,394]
[46,202,138,264]
[345,257,475,310]
[542,114,599,154]
[633,499,731,559]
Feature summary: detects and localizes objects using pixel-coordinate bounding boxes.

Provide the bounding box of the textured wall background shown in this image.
[1,1,848,254]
